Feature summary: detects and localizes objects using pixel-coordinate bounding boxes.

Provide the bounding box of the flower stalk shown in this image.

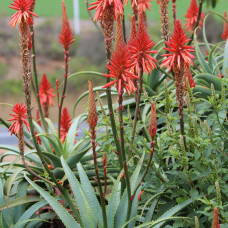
[88,81,108,228]
[131,101,157,199]
[58,1,75,138]
[118,80,132,222]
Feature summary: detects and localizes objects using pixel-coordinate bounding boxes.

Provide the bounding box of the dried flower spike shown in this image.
[88,81,98,131]
[148,101,157,140]
[184,0,205,32]
[129,13,158,75]
[222,11,228,40]
[88,0,123,22]
[8,103,30,135]
[161,20,195,71]
[60,107,73,143]
[58,1,75,51]
[9,0,38,29]
[157,0,170,43]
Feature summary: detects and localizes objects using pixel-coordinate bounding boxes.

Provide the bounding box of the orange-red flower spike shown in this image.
[58,1,75,51]
[8,103,30,135]
[9,0,39,29]
[39,73,55,107]
[222,11,228,40]
[184,0,205,32]
[161,19,195,71]
[60,107,73,143]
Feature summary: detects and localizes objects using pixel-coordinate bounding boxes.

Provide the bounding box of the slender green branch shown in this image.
[119,83,132,223]
[30,25,48,133]
[130,68,143,157]
[58,51,69,138]
[121,0,126,43]
[188,0,203,45]
[132,140,155,198]
[91,132,108,228]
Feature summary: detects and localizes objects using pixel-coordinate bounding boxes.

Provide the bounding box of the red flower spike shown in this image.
[129,13,158,75]
[184,67,196,91]
[60,107,72,143]
[58,1,75,51]
[103,16,138,95]
[88,81,98,131]
[8,103,30,135]
[222,11,228,40]
[9,0,39,29]
[138,0,152,12]
[148,101,157,140]
[39,73,55,107]
[161,20,195,71]
[184,0,205,32]
[88,0,123,22]
[212,208,220,228]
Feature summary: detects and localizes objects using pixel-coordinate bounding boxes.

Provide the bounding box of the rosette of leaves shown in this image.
[0,114,119,181]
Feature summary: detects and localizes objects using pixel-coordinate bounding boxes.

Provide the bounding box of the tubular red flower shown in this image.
[129,13,158,74]
[88,0,123,22]
[39,73,56,107]
[148,101,157,140]
[103,17,138,95]
[8,103,30,135]
[138,0,152,12]
[184,0,205,32]
[161,19,195,71]
[9,0,38,29]
[184,67,196,91]
[60,107,72,143]
[58,1,75,51]
[212,208,220,228]
[222,11,228,40]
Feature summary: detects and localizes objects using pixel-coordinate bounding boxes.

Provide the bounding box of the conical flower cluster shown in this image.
[60,107,72,143]
[58,1,75,51]
[184,0,205,32]
[129,13,158,74]
[103,16,138,95]
[8,103,30,135]
[161,20,195,71]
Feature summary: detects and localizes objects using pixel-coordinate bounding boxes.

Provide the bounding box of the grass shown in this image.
[0,0,227,23]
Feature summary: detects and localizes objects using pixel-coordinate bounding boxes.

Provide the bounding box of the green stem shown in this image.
[91,132,108,228]
[30,25,48,133]
[58,50,69,138]
[120,0,126,43]
[119,83,132,224]
[132,140,155,198]
[132,140,167,183]
[129,68,143,157]
[19,23,81,223]
[188,0,203,45]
